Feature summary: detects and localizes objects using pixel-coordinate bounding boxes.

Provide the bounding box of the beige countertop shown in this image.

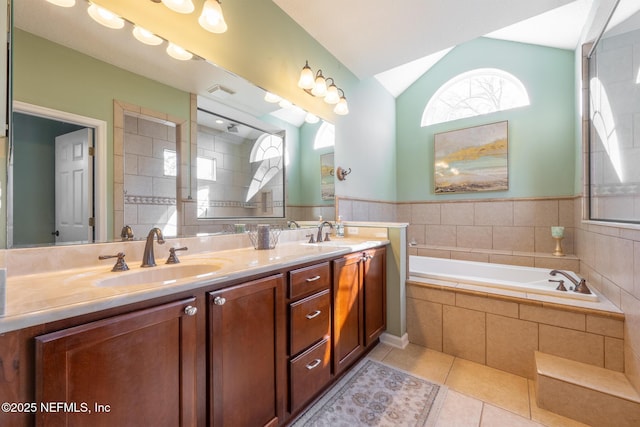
[0,238,388,334]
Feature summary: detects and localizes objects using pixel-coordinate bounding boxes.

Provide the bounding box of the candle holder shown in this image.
[551,226,565,257]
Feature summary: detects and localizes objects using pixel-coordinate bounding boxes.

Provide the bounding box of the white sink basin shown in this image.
[95,264,222,287]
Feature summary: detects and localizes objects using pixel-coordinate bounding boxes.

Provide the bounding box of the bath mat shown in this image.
[291,358,447,427]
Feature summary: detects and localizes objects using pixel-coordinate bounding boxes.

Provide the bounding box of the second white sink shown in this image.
[95,264,222,287]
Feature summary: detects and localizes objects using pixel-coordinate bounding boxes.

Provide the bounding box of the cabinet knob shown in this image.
[184,305,198,316]
[361,253,374,262]
[213,296,226,306]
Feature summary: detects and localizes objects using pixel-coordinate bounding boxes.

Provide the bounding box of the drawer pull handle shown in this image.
[306,359,321,370]
[305,310,321,319]
[213,296,226,306]
[306,275,322,282]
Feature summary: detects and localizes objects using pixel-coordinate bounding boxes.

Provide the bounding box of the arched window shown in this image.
[246,133,284,202]
[421,68,530,126]
[313,121,335,149]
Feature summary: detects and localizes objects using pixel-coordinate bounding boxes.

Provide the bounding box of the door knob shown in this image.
[213,296,226,306]
[184,305,198,316]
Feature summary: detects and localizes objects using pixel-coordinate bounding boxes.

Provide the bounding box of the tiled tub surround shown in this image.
[406,277,624,379]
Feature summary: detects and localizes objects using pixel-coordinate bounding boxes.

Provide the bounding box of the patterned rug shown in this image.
[292,358,447,427]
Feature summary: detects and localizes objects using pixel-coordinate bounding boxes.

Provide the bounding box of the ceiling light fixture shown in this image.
[298,61,348,114]
[166,42,193,60]
[161,0,195,14]
[264,92,282,103]
[199,0,228,33]
[46,0,76,7]
[305,113,319,124]
[132,26,163,45]
[87,4,125,29]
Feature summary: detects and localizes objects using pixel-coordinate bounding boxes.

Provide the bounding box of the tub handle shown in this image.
[549,279,567,292]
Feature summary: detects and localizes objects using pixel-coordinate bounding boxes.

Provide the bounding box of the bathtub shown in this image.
[409,256,598,302]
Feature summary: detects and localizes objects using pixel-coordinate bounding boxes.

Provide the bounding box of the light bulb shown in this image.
[161,0,195,14]
[324,82,340,104]
[305,113,319,124]
[132,26,163,46]
[279,99,293,109]
[46,0,75,7]
[87,4,125,29]
[199,0,227,33]
[264,92,281,103]
[334,96,349,115]
[166,43,193,61]
[297,61,315,90]
[311,72,327,97]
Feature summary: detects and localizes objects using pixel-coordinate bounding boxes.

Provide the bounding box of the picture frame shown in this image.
[320,152,335,200]
[434,121,509,194]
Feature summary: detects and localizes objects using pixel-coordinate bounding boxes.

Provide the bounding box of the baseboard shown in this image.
[379,332,409,349]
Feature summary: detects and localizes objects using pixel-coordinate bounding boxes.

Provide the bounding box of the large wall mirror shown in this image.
[588,0,640,223]
[9,0,335,248]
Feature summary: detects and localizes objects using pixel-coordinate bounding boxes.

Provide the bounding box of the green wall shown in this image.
[396,37,576,201]
[13,29,191,236]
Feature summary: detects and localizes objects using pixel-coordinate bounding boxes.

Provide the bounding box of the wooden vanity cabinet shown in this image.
[208,274,285,427]
[34,297,199,427]
[333,247,386,375]
[286,262,332,413]
[363,247,387,347]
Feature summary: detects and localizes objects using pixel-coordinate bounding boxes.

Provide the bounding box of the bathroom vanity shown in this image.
[0,239,387,427]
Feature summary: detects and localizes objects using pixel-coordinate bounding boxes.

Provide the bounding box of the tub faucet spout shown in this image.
[142,227,165,267]
[550,270,591,294]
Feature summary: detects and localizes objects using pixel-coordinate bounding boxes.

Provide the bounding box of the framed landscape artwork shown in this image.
[320,152,335,200]
[434,121,508,194]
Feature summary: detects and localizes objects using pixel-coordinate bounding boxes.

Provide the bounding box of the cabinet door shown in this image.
[363,247,386,347]
[209,275,285,427]
[35,297,198,427]
[332,253,364,375]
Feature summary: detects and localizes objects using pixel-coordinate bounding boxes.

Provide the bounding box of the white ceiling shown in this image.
[273,0,594,96]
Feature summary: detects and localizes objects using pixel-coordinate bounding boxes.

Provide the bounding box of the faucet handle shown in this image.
[166,247,188,264]
[99,252,130,272]
[306,233,315,244]
[549,279,567,291]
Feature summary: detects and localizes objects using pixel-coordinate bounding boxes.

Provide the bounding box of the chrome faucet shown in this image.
[550,270,591,294]
[317,221,333,243]
[141,227,165,267]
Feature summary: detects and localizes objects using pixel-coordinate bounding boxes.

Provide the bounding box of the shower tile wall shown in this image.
[124,115,177,238]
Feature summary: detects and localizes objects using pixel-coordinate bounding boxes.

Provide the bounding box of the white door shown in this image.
[54,128,93,244]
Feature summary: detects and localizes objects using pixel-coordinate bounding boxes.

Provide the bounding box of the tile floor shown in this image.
[369,343,590,427]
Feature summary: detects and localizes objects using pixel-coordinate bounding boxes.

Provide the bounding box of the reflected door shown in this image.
[54,128,93,243]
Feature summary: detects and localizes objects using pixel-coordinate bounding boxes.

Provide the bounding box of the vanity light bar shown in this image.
[298,61,349,115]
[50,0,202,61]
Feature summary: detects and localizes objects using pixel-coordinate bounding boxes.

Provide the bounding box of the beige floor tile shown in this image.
[368,342,393,361]
[445,358,530,418]
[527,380,591,427]
[480,404,544,426]
[434,389,483,427]
[381,343,454,384]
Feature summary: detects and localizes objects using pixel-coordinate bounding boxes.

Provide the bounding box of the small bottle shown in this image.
[336,215,344,238]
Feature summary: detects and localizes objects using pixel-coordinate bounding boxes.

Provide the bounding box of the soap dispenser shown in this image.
[336,216,344,238]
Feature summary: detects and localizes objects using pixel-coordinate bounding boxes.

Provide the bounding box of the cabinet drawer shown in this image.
[289,262,330,299]
[289,338,331,412]
[290,289,330,355]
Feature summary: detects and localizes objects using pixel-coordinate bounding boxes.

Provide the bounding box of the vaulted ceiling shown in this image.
[273,0,593,96]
